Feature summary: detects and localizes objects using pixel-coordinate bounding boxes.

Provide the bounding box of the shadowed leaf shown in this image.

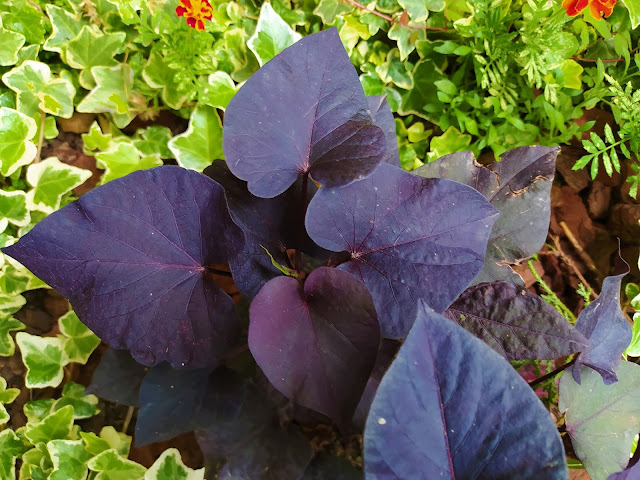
[87,348,148,407]
[367,95,400,167]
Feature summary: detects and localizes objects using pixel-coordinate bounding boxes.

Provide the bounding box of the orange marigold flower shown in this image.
[176,0,213,31]
[562,0,615,18]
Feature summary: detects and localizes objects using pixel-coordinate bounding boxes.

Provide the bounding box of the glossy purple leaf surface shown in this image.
[444,281,588,360]
[364,300,568,479]
[2,166,244,368]
[223,28,386,198]
[306,162,498,338]
[415,146,558,285]
[86,349,148,407]
[249,267,380,428]
[367,95,399,167]
[573,268,631,385]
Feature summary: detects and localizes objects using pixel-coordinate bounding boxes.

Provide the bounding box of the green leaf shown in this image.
[388,24,419,60]
[24,398,55,423]
[81,427,131,457]
[77,65,136,128]
[313,0,351,24]
[429,126,471,158]
[0,21,25,66]
[34,112,60,141]
[0,292,26,318]
[0,316,25,357]
[168,105,224,171]
[199,72,238,110]
[560,363,640,480]
[248,2,301,66]
[66,26,126,70]
[24,405,75,444]
[0,3,45,45]
[0,376,19,425]
[58,310,101,364]
[53,381,99,420]
[48,439,92,480]
[0,190,29,228]
[25,157,92,214]
[43,5,89,61]
[2,61,76,118]
[398,59,444,121]
[143,52,188,110]
[20,444,53,480]
[88,449,147,480]
[626,314,640,357]
[0,107,36,176]
[398,0,428,21]
[16,332,68,389]
[0,429,23,480]
[376,48,413,90]
[133,126,174,159]
[144,449,204,480]
[558,59,583,90]
[82,121,112,152]
[339,14,371,54]
[622,0,640,28]
[95,142,162,184]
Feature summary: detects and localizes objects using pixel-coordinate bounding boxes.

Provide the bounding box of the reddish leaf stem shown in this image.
[344,0,450,31]
[528,358,577,389]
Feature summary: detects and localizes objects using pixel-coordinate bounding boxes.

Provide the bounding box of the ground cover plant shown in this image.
[0,0,639,479]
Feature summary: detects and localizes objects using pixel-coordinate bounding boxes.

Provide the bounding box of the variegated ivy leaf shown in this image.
[0,190,29,228]
[77,64,137,128]
[66,26,126,70]
[95,143,162,183]
[0,107,37,176]
[16,332,69,388]
[199,71,238,110]
[168,105,223,171]
[145,449,205,480]
[21,443,54,480]
[132,126,174,159]
[47,439,92,480]
[143,52,189,110]
[0,2,45,45]
[53,381,100,419]
[0,316,25,357]
[88,449,147,480]
[26,157,92,214]
[24,404,75,444]
[34,112,60,141]
[0,429,23,480]
[0,292,26,318]
[81,426,132,457]
[59,311,101,364]
[43,5,89,62]
[2,61,76,118]
[398,0,429,21]
[24,398,56,423]
[0,18,25,66]
[0,376,19,425]
[248,2,301,66]
[82,121,112,152]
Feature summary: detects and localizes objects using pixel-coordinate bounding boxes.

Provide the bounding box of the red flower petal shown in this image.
[186,17,196,28]
[196,19,205,30]
[176,6,187,16]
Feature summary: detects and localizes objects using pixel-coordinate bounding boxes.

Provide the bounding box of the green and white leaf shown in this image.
[24,398,55,423]
[82,121,112,152]
[24,405,75,445]
[58,310,100,364]
[0,190,29,227]
[88,449,147,480]
[0,316,25,357]
[34,112,60,141]
[25,157,92,214]
[622,0,640,28]
[53,381,100,420]
[398,0,429,21]
[77,65,136,128]
[44,5,89,61]
[48,440,92,480]
[560,363,640,480]
[313,0,351,24]
[16,332,69,389]
[66,26,125,70]
[145,449,204,480]
[133,126,174,159]
[81,427,132,457]
[0,376,19,425]
[95,142,162,184]
[0,107,36,176]
[2,61,76,118]
[168,106,223,171]
[20,443,53,480]
[199,72,238,110]
[143,52,188,110]
[0,20,25,66]
[248,2,301,66]
[0,429,23,480]
[0,292,26,318]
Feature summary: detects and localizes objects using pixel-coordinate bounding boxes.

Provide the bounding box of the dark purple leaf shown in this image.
[364,300,568,479]
[367,95,399,167]
[86,349,148,407]
[223,28,386,198]
[415,146,558,284]
[196,368,312,479]
[607,460,640,479]
[306,163,498,338]
[135,364,213,446]
[573,266,631,385]
[248,267,380,429]
[444,281,588,360]
[2,166,244,368]
[302,454,362,479]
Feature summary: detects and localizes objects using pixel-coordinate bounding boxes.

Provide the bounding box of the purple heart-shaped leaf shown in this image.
[367,95,399,167]
[223,28,386,198]
[573,266,631,385]
[445,281,588,360]
[2,166,244,368]
[364,300,568,479]
[86,349,148,407]
[415,146,558,284]
[306,162,498,338]
[248,267,380,428]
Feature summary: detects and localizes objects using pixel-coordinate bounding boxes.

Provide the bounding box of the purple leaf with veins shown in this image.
[444,281,588,360]
[306,163,498,338]
[223,27,386,198]
[367,95,399,167]
[573,265,631,385]
[364,300,568,479]
[2,166,244,368]
[249,267,380,429]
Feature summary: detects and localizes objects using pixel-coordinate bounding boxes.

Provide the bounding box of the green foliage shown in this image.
[248,2,302,66]
[168,105,224,171]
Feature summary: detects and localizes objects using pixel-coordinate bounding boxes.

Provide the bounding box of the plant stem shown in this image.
[34,111,46,164]
[122,405,135,433]
[528,358,576,389]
